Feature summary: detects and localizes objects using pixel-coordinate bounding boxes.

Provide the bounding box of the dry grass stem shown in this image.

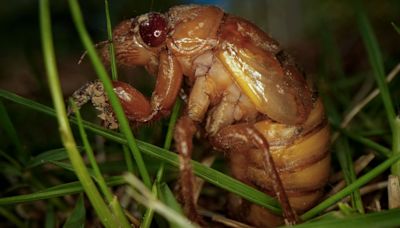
[327,152,375,198]
[388,175,400,209]
[332,63,400,142]
[194,155,216,203]
[330,152,375,183]
[326,181,388,212]
[199,209,254,228]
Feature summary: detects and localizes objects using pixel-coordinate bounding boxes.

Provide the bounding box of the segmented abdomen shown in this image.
[251,99,330,212]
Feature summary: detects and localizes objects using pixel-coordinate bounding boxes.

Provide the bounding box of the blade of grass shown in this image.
[123,145,135,172]
[294,208,400,228]
[157,183,184,228]
[63,194,85,228]
[70,101,105,184]
[124,173,198,228]
[355,1,400,175]
[71,100,130,227]
[104,0,118,81]
[337,203,357,215]
[45,205,55,228]
[103,0,136,181]
[333,63,400,142]
[0,150,22,171]
[0,162,22,176]
[341,129,391,158]
[68,0,151,188]
[0,101,26,163]
[0,176,125,205]
[335,137,364,213]
[0,90,281,213]
[301,151,400,220]
[40,1,116,226]
[158,183,183,215]
[142,99,182,228]
[0,207,26,228]
[26,147,82,169]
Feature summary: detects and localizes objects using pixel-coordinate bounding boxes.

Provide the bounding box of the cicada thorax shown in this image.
[165,5,223,79]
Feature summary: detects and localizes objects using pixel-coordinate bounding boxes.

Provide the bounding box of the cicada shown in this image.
[70,5,330,227]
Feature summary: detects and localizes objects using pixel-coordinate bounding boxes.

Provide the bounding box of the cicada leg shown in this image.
[211,123,299,226]
[173,115,204,224]
[68,80,119,129]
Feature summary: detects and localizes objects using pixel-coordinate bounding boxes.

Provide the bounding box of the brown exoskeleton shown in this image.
[70,5,330,227]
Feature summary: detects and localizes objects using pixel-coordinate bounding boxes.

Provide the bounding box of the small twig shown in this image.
[366,192,382,212]
[330,152,375,184]
[199,208,254,228]
[124,209,140,227]
[332,63,400,142]
[194,154,216,203]
[327,153,375,198]
[325,181,388,212]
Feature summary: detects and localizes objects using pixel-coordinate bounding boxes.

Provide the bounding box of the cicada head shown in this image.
[102,12,169,67]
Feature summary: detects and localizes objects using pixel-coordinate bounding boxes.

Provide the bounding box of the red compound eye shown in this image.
[139,13,167,47]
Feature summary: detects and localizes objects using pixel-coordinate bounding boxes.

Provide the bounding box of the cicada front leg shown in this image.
[68,80,119,129]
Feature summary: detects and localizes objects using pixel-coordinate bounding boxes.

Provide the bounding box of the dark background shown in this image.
[1,0,399,95]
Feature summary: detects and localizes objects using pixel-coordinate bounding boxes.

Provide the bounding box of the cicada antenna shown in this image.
[77,40,112,64]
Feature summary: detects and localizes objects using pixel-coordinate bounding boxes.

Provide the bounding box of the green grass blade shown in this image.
[0,150,21,171]
[0,90,282,213]
[26,148,82,169]
[71,100,110,195]
[40,0,116,226]
[0,207,26,228]
[68,0,151,188]
[355,1,400,174]
[301,152,400,220]
[124,173,198,228]
[0,162,22,176]
[0,176,125,205]
[335,137,364,213]
[45,206,55,228]
[158,183,183,215]
[142,99,182,228]
[356,3,396,122]
[163,99,182,151]
[342,129,391,158]
[71,100,130,227]
[104,0,118,81]
[51,161,96,179]
[103,0,135,183]
[294,208,400,228]
[103,0,136,189]
[63,194,85,228]
[123,145,134,172]
[158,183,184,228]
[0,101,26,163]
